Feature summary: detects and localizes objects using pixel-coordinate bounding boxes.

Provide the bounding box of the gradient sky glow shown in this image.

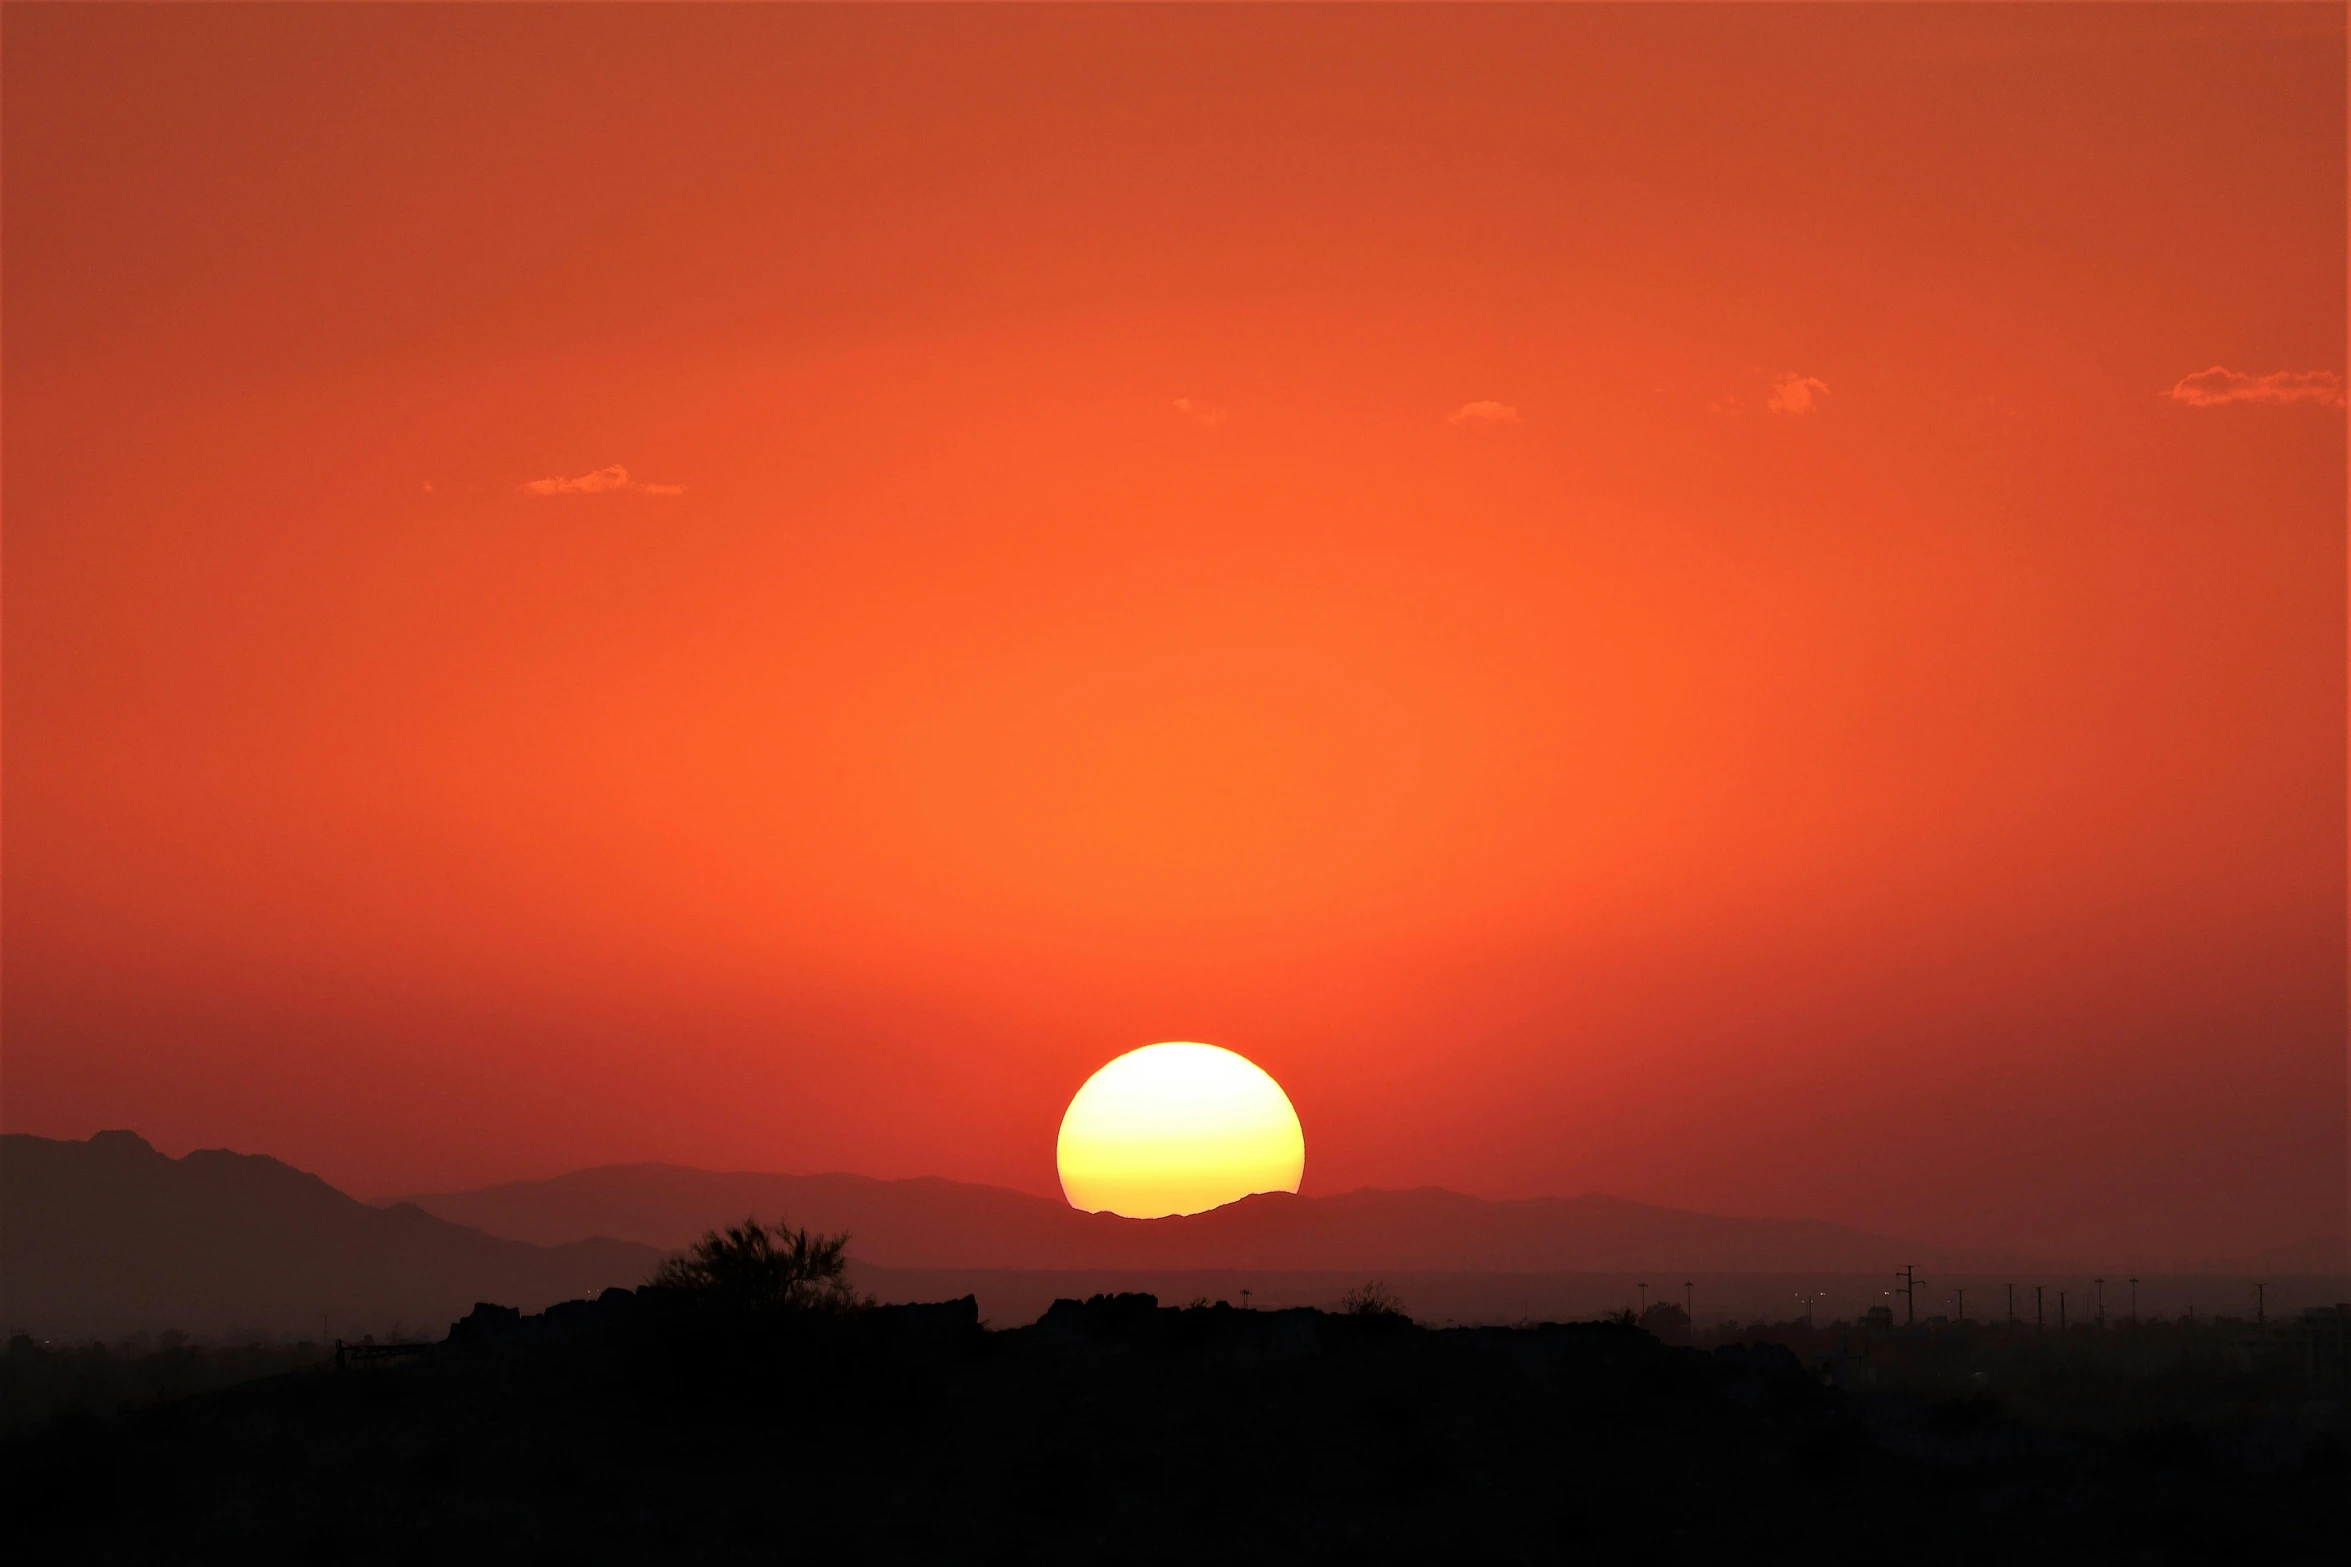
[4,6,2343,1263]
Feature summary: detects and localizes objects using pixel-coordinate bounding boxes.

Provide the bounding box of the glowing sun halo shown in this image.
[1056,1042,1306,1218]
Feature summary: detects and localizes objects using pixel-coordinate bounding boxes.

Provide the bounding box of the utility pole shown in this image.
[1953,1287,1964,1323]
[1683,1281,1694,1338]
[2006,1283,2016,1329]
[2127,1277,2138,1323]
[2094,1277,2105,1329]
[2255,1283,2265,1330]
[2034,1285,2044,1332]
[1898,1264,1919,1326]
[2058,1291,2067,1334]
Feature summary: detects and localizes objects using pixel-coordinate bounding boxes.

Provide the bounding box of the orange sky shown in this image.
[5,6,2344,1262]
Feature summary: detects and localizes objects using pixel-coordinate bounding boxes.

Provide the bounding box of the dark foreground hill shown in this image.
[401,1160,2030,1273]
[4,1292,2342,1565]
[2,1133,661,1338]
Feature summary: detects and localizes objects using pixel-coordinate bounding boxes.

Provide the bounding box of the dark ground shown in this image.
[4,1293,2343,1565]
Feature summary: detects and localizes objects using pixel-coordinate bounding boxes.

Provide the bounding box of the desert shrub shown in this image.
[648,1218,865,1314]
[1340,1281,1406,1319]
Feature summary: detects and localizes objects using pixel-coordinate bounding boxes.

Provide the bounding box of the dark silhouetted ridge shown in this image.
[2,1131,660,1338]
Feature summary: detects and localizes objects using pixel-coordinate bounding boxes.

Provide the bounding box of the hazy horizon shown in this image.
[9,1127,2342,1348]
[17,1127,2341,1279]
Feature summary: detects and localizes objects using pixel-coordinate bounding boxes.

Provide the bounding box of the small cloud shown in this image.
[2167,366,2345,408]
[1766,373,1829,415]
[1708,396,1745,417]
[1172,396,1227,427]
[518,464,684,497]
[1447,400,1519,425]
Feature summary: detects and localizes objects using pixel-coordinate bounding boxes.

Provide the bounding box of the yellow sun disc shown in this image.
[1056,1042,1306,1218]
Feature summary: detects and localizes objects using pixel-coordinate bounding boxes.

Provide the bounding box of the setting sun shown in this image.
[1056,1043,1305,1218]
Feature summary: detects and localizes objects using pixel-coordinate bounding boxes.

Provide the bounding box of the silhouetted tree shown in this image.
[649,1218,864,1313]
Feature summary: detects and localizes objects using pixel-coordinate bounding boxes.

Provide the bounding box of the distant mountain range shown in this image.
[3,1132,659,1340]
[396,1161,2042,1276]
[15,1134,2330,1340]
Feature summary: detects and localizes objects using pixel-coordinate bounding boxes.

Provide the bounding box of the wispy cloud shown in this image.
[518,465,684,497]
[1172,397,1227,427]
[1447,400,1518,425]
[1766,373,1829,416]
[2167,366,2345,408]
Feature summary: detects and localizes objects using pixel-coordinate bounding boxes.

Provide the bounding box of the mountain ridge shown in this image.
[3,1131,662,1339]
[394,1160,2052,1275]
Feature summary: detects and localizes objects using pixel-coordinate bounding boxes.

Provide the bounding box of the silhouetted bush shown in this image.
[1340,1280,1406,1318]
[647,1217,865,1314]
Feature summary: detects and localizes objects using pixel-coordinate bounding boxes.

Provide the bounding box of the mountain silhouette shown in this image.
[398,1162,2034,1274]
[8,1133,2054,1341]
[4,1132,661,1339]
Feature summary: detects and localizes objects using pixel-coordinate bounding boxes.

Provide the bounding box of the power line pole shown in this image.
[2006,1283,2016,1329]
[2255,1282,2265,1330]
[2127,1277,2138,1323]
[1683,1281,1694,1339]
[2034,1285,2044,1333]
[2058,1291,2067,1334]
[1953,1287,1964,1323]
[1898,1264,1919,1326]
[2094,1277,2105,1330]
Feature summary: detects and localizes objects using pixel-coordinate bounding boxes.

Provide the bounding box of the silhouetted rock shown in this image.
[1034,1290,1166,1349]
[869,1294,980,1344]
[446,1302,525,1348]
